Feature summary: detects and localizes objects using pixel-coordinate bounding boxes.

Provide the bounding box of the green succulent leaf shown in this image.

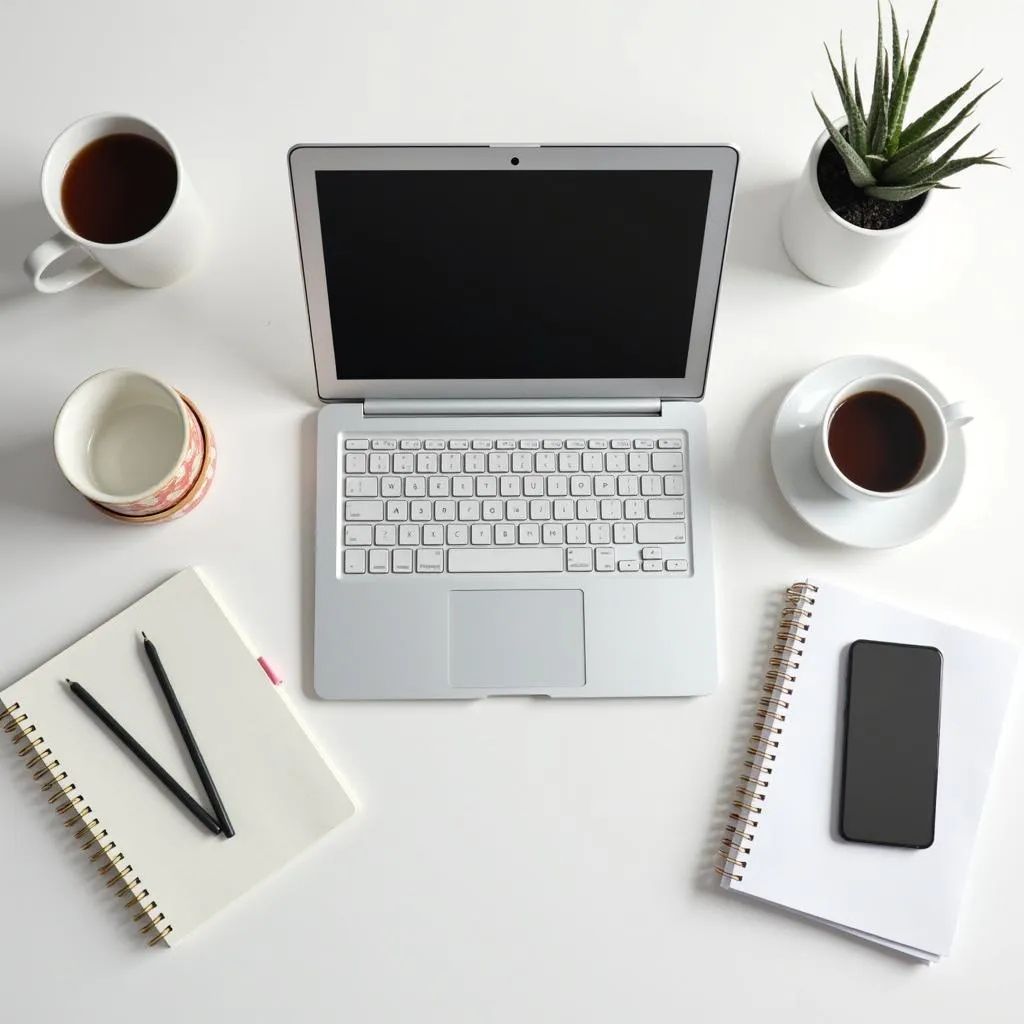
[826,44,867,154]
[881,100,980,182]
[854,63,865,118]
[813,97,877,187]
[890,0,939,151]
[870,55,891,155]
[898,73,983,148]
[865,181,940,201]
[914,152,1004,185]
[889,3,903,91]
[865,3,887,143]
[897,126,979,186]
[865,154,888,171]
[886,57,909,155]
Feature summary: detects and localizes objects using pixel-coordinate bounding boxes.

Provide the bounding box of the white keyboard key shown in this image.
[618,475,639,496]
[570,475,592,496]
[543,523,564,544]
[345,500,383,522]
[535,452,557,473]
[424,439,446,450]
[566,439,586,449]
[495,524,516,545]
[582,452,603,472]
[471,524,491,545]
[417,452,439,474]
[642,560,663,572]
[553,499,575,521]
[559,452,580,473]
[398,525,420,546]
[488,452,510,473]
[506,500,527,521]
[448,439,469,450]
[600,498,622,520]
[512,452,533,473]
[634,439,655,449]
[641,475,663,496]
[652,452,684,472]
[405,476,426,497]
[343,524,373,546]
[641,546,662,560]
[658,438,683,449]
[482,500,504,521]
[530,499,552,520]
[594,475,616,495]
[375,525,397,546]
[624,499,646,520]
[458,500,481,521]
[605,452,627,472]
[449,548,563,572]
[618,559,640,572]
[542,439,563,450]
[523,476,544,496]
[666,559,689,571]
[519,439,540,449]
[636,523,687,544]
[629,451,650,473]
[372,439,397,450]
[518,523,540,544]
[435,500,456,521]
[476,476,497,497]
[423,525,445,546]
[664,475,686,496]
[345,439,369,450]
[369,549,389,573]
[452,476,474,497]
[345,477,378,498]
[566,524,588,544]
[400,438,422,450]
[385,500,408,521]
[447,524,469,545]
[588,439,609,449]
[496,438,517,450]
[428,476,450,497]
[613,523,634,545]
[567,548,593,571]
[611,439,631,449]
[441,453,462,473]
[471,438,493,450]
[344,453,367,474]
[344,550,367,574]
[595,547,616,571]
[392,549,414,573]
[381,476,402,497]
[416,549,444,573]
[590,523,611,545]
[369,453,390,474]
[577,499,598,520]
[648,499,687,520]
[546,475,568,496]
[465,453,486,473]
[500,476,521,496]
[410,500,432,521]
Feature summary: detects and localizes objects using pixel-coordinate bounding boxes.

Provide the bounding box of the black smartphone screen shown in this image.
[840,640,942,849]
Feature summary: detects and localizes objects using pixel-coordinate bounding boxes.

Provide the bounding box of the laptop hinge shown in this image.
[362,398,662,417]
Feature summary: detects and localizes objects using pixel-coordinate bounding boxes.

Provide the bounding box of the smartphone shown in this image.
[839,639,942,849]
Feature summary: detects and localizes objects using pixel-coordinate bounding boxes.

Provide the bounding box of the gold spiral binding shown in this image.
[715,581,818,883]
[2,700,172,948]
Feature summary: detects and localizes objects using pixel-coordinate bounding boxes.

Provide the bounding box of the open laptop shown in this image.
[289,145,738,699]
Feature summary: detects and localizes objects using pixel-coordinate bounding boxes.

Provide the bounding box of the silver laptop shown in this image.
[289,145,738,699]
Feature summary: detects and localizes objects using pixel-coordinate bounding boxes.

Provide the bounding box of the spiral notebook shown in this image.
[0,568,355,948]
[716,580,1019,962]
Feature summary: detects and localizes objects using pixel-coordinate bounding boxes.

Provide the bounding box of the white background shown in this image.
[0,0,1020,1019]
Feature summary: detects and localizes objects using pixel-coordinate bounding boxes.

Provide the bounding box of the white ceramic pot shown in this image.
[780,126,928,287]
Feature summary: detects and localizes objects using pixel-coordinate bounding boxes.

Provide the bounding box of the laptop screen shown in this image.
[315,170,712,381]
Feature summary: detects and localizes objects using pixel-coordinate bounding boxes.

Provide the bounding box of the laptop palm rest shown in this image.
[449,590,586,690]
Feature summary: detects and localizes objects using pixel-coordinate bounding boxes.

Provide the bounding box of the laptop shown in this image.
[288,145,738,699]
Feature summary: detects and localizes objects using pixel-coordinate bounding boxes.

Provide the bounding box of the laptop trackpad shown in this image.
[449,590,586,689]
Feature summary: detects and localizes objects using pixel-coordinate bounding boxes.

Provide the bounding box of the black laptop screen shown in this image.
[315,169,712,380]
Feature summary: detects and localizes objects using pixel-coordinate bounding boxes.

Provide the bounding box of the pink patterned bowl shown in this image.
[54,369,204,515]
[86,392,216,525]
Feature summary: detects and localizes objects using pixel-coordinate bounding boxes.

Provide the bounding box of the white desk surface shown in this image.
[1,0,1020,1018]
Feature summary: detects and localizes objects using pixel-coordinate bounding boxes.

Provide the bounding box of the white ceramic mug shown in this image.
[814,374,972,501]
[54,369,205,516]
[24,113,207,292]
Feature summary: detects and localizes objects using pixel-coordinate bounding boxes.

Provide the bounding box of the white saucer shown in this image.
[770,355,967,549]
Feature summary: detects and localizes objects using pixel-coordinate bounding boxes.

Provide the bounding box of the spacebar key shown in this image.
[448,549,564,572]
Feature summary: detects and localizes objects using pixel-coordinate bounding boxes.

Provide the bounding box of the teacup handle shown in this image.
[942,400,973,428]
[24,231,103,294]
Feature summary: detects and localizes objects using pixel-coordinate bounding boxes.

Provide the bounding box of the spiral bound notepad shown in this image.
[716,580,1019,961]
[0,569,355,948]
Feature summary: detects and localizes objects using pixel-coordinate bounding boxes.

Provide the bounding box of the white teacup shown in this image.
[54,370,205,516]
[24,113,207,292]
[814,374,972,501]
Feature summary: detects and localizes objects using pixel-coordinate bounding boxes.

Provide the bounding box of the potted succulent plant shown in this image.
[781,1,1003,287]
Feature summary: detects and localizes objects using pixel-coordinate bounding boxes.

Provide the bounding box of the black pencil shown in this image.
[67,680,221,836]
[141,632,235,838]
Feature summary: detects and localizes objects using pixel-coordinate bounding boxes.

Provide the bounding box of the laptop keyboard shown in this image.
[339,435,691,575]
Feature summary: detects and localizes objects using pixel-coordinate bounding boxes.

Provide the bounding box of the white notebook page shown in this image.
[723,579,1018,959]
[1,569,355,947]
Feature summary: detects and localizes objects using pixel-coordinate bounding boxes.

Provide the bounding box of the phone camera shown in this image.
[510,157,520,166]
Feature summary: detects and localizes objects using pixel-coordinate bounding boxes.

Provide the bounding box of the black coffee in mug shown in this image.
[61,133,178,244]
[827,390,926,492]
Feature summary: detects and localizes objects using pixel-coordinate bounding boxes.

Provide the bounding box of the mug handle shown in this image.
[942,401,973,428]
[24,232,102,293]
